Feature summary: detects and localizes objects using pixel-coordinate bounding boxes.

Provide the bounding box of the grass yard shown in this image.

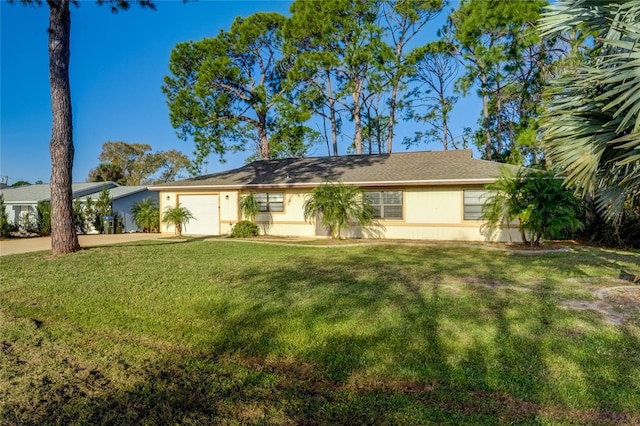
[1,239,639,425]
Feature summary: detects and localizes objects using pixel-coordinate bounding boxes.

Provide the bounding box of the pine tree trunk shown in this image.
[496,87,503,155]
[480,73,492,160]
[387,39,404,154]
[48,0,80,255]
[442,103,449,150]
[329,101,338,156]
[352,81,363,155]
[257,113,270,160]
[387,79,398,154]
[325,71,339,156]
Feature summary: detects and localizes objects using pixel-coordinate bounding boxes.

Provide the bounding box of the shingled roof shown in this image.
[151,150,521,190]
[83,185,149,201]
[0,182,119,203]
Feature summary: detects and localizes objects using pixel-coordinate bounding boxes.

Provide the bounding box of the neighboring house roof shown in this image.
[83,185,150,201]
[0,182,119,204]
[151,150,522,190]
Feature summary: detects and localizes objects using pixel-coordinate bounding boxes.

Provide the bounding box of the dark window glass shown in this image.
[255,193,284,212]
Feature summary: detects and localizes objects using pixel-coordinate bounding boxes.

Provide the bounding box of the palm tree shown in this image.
[239,192,260,223]
[540,0,640,218]
[482,168,582,246]
[481,167,526,243]
[303,182,374,239]
[162,204,194,237]
[130,197,160,232]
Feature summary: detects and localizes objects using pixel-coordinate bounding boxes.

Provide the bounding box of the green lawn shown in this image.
[1,239,639,425]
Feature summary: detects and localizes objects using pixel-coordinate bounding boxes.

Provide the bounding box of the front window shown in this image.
[463,189,491,220]
[365,191,403,219]
[255,192,284,212]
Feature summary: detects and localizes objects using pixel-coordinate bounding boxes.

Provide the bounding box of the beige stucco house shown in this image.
[150,149,522,242]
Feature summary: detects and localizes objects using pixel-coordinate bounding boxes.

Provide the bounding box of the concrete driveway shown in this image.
[0,233,168,256]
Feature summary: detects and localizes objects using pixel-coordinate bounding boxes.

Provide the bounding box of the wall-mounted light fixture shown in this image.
[225,195,229,200]
[166,196,170,201]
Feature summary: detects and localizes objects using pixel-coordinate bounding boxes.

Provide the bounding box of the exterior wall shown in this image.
[336,185,521,242]
[159,191,177,234]
[4,204,37,227]
[4,204,20,224]
[251,189,315,237]
[157,186,522,242]
[219,190,240,235]
[158,189,315,236]
[159,190,238,235]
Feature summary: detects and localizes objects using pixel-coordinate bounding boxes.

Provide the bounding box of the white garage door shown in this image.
[178,194,219,235]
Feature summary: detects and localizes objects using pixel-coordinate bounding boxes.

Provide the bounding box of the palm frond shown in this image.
[540,0,640,217]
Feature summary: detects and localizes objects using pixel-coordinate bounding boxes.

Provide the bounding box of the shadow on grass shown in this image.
[78,236,204,252]
[3,245,639,424]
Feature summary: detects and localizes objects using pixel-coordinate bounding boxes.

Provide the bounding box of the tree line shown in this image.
[163,0,557,171]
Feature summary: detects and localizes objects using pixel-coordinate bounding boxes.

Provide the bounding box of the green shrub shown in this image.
[482,168,582,246]
[231,220,259,238]
[0,194,10,238]
[95,186,113,234]
[73,198,89,234]
[18,212,38,234]
[36,201,51,236]
[579,200,640,249]
[130,197,160,232]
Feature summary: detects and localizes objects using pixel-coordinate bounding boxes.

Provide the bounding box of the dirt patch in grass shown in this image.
[562,300,628,325]
[563,286,640,325]
[453,276,639,326]
[598,286,640,323]
[452,273,639,326]
[459,276,544,292]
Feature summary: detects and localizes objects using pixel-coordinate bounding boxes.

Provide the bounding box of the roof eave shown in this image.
[3,200,49,204]
[149,178,497,191]
[109,188,150,199]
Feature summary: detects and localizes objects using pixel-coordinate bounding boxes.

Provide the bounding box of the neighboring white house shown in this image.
[150,150,523,242]
[0,182,158,232]
[1,182,118,227]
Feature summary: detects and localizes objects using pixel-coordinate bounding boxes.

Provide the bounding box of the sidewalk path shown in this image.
[0,233,168,256]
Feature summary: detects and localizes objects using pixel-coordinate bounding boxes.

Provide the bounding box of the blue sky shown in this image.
[1,0,475,185]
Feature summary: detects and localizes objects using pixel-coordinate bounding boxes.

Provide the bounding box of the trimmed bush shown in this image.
[231,220,259,238]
